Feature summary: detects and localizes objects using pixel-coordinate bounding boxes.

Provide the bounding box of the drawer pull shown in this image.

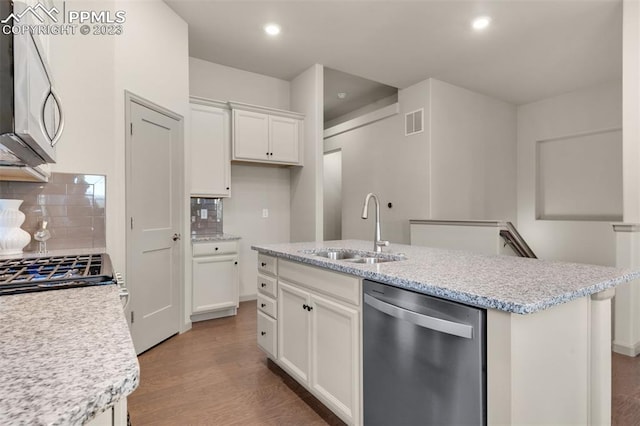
[261,331,266,336]
[215,247,219,251]
[261,283,267,288]
[261,303,266,308]
[261,262,267,267]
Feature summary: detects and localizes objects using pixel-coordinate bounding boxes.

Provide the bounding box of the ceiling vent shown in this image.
[405,109,424,136]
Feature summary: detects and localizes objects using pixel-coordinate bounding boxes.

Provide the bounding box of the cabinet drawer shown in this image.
[257,293,277,318]
[193,241,238,256]
[257,311,277,358]
[258,254,277,276]
[279,259,361,306]
[257,273,277,298]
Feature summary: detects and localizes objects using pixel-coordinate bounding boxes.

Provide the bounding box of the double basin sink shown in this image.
[301,248,407,264]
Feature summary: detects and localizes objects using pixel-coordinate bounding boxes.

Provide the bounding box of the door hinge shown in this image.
[131,311,135,323]
[130,217,134,229]
[130,123,133,135]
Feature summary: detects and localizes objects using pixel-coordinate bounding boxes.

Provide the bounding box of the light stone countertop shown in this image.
[252,239,640,314]
[0,285,139,425]
[191,234,241,242]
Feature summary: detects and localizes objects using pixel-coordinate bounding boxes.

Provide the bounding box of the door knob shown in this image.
[172,233,181,241]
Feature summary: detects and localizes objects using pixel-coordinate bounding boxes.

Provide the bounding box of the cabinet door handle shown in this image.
[215,247,219,251]
[261,331,266,336]
[307,305,313,311]
[302,304,308,310]
[226,187,230,190]
[261,262,267,267]
[266,152,269,156]
[261,303,266,308]
[261,283,267,288]
[234,261,238,265]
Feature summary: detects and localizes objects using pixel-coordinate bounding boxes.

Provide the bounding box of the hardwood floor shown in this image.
[128,301,344,425]
[613,352,640,425]
[129,300,640,425]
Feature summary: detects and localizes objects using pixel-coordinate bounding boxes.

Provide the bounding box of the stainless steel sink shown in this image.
[347,257,393,264]
[302,249,406,263]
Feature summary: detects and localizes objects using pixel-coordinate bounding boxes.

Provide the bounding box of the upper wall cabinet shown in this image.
[190,97,231,198]
[229,101,304,166]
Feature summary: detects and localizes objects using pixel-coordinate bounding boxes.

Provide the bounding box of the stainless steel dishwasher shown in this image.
[363,280,486,425]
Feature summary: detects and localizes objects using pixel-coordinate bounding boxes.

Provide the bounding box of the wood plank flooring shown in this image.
[128,301,344,425]
[129,300,640,425]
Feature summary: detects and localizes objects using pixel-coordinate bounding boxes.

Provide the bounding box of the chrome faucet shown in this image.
[361,193,389,253]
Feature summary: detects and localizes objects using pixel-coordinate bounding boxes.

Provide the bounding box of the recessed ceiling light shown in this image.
[472,16,491,31]
[337,92,347,100]
[264,24,281,36]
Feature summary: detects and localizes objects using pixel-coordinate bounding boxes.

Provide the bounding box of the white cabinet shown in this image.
[86,398,127,426]
[310,293,359,422]
[278,281,311,383]
[191,240,239,321]
[269,115,300,163]
[260,258,361,425]
[230,101,303,166]
[190,98,231,197]
[257,254,278,358]
[232,109,270,161]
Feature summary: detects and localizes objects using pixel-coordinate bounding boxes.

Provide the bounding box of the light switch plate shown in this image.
[262,208,269,218]
[201,209,208,219]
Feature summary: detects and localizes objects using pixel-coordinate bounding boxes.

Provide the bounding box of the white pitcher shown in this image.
[0,199,31,255]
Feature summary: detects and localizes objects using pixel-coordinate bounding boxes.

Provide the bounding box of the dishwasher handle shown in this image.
[364,293,473,339]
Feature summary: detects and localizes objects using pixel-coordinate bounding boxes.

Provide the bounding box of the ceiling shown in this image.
[323,68,397,123]
[166,0,622,106]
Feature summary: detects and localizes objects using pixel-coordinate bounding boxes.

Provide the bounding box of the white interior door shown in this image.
[126,96,183,354]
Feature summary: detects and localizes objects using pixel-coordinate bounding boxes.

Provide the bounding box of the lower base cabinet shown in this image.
[192,241,239,321]
[258,257,361,425]
[86,398,127,426]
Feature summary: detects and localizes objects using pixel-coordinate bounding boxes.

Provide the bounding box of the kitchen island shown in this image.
[252,240,640,425]
[0,285,139,425]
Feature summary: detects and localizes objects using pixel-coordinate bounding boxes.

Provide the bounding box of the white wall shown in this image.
[429,80,517,222]
[324,79,431,244]
[48,0,191,326]
[323,150,342,240]
[517,81,622,266]
[189,58,292,300]
[189,57,290,109]
[290,64,324,242]
[324,78,517,245]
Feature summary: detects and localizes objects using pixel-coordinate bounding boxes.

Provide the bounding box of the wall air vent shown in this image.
[405,108,424,136]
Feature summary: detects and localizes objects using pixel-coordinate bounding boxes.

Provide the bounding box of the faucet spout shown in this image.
[361,193,389,253]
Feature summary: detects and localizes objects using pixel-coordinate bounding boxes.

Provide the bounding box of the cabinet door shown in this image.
[190,104,230,197]
[269,116,300,164]
[310,294,360,425]
[232,110,270,162]
[278,280,311,384]
[192,255,238,313]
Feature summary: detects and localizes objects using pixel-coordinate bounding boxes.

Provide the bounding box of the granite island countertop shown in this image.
[0,285,139,425]
[191,233,241,242]
[252,239,640,314]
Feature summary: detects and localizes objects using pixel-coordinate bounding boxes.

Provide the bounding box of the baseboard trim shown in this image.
[240,294,257,302]
[191,307,237,323]
[613,341,640,357]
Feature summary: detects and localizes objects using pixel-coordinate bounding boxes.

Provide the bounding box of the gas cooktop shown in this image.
[0,253,115,295]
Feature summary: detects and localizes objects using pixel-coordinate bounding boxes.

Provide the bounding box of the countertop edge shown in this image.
[251,245,639,315]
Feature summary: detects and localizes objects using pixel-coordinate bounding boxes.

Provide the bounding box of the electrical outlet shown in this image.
[201,209,208,220]
[262,208,269,218]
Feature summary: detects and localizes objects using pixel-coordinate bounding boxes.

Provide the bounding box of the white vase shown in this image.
[0,199,31,256]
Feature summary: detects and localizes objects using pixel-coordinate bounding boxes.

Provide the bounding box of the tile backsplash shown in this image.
[0,173,106,252]
[191,198,223,236]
